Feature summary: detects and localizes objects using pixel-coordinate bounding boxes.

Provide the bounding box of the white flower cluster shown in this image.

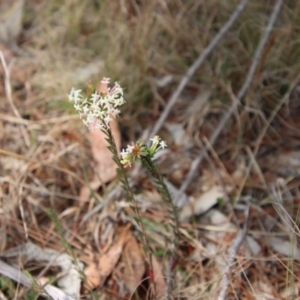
[68,78,125,129]
[148,135,167,153]
[120,136,167,167]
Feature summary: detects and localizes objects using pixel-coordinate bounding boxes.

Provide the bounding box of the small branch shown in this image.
[0,51,30,147]
[177,0,283,205]
[149,0,249,139]
[0,51,19,118]
[216,207,249,300]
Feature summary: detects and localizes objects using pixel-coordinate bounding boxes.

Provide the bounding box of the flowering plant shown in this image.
[69,78,178,297]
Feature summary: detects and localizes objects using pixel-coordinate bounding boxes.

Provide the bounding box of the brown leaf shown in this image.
[119,232,145,294]
[79,119,121,202]
[84,227,128,289]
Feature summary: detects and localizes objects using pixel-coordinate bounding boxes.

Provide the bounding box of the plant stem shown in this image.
[142,156,180,291]
[103,127,156,298]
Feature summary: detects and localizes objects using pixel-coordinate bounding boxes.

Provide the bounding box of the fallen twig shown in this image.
[216,206,249,300]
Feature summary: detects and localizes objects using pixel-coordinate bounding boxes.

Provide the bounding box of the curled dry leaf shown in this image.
[84,227,128,289]
[118,231,145,294]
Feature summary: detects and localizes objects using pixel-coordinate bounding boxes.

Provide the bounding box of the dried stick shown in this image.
[0,51,19,118]
[176,0,283,207]
[149,0,249,139]
[216,207,249,300]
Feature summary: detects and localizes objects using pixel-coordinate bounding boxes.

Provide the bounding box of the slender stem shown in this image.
[142,156,180,294]
[104,128,156,297]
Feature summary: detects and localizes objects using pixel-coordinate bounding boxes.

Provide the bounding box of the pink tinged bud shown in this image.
[98,77,110,94]
[89,119,104,130]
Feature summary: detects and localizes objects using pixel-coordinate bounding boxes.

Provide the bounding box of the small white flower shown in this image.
[126,145,134,153]
[74,103,82,111]
[160,140,167,149]
[114,97,125,107]
[68,89,74,102]
[90,92,100,103]
[87,112,95,123]
[108,107,120,118]
[149,136,167,154]
[83,119,89,127]
[109,82,123,97]
[99,96,110,107]
[96,122,104,130]
[99,110,107,119]
[83,105,89,114]
[104,115,112,124]
[120,149,128,158]
[101,77,110,84]
[68,88,82,103]
[149,135,160,153]
[150,136,160,143]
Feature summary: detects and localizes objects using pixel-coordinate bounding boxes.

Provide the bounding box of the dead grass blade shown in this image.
[216,207,249,300]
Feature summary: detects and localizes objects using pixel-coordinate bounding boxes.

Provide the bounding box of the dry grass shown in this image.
[1,0,300,299]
